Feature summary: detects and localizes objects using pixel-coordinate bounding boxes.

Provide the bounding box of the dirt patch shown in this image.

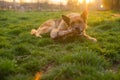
[34,61,55,80]
[41,61,55,73]
[111,63,120,73]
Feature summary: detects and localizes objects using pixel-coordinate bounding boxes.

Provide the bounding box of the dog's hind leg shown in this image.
[31,20,55,37]
[35,26,53,37]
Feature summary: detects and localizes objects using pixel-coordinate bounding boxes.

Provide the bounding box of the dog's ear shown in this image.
[81,10,88,23]
[62,15,70,26]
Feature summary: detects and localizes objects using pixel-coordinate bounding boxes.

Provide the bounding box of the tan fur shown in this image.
[31,11,97,42]
[31,29,37,35]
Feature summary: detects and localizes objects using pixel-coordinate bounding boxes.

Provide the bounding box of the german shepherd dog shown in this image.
[31,10,97,42]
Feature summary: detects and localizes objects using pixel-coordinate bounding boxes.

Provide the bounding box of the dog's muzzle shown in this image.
[73,26,83,35]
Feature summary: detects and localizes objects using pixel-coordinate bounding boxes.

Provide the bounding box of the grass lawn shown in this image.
[0,10,120,80]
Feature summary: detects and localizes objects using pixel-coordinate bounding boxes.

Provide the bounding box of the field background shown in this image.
[0,10,120,80]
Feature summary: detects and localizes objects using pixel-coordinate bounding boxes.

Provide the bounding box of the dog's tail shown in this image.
[31,29,37,35]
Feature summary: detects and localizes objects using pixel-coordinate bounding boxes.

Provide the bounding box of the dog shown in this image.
[31,10,97,42]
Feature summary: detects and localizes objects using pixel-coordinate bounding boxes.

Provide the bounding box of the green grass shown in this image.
[0,10,120,80]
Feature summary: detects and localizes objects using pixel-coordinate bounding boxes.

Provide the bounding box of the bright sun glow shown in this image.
[51,0,60,3]
[5,0,94,4]
[100,5,104,8]
[49,0,67,5]
[79,0,94,4]
[25,0,31,3]
[50,0,60,4]
[5,0,32,3]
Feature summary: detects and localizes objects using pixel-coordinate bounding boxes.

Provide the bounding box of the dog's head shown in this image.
[62,10,87,35]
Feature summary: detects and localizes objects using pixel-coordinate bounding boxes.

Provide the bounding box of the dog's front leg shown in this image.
[82,33,97,42]
[50,28,73,39]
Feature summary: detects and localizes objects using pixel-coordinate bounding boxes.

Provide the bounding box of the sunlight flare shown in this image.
[5,0,95,4]
[100,5,104,8]
[49,0,67,5]
[25,0,31,3]
[78,0,83,3]
[79,0,94,4]
[34,72,42,80]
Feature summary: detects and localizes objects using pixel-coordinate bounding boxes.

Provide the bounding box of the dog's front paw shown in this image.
[37,35,42,38]
[90,38,97,42]
[36,34,42,38]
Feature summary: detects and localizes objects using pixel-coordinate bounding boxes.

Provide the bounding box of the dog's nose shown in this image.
[74,26,79,30]
[74,26,80,32]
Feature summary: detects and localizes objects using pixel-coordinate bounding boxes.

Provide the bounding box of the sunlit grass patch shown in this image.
[6,74,33,80]
[0,58,17,80]
[0,18,8,21]
[13,44,31,56]
[0,10,120,80]
[0,41,11,49]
